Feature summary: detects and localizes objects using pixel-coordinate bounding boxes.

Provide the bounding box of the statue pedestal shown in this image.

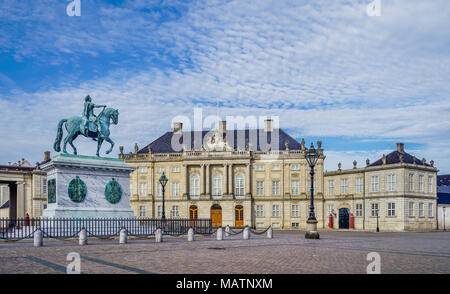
[41,154,135,219]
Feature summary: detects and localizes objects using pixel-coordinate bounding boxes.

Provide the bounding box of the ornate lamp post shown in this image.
[305,142,320,239]
[159,172,168,220]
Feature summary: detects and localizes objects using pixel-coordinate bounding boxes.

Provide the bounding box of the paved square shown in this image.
[0,230,449,274]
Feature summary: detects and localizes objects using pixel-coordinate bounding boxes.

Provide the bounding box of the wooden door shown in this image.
[189,205,198,227]
[211,205,222,227]
[235,205,244,227]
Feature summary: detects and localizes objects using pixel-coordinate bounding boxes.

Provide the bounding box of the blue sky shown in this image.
[0,0,449,173]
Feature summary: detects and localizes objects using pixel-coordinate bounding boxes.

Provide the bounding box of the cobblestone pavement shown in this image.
[0,230,449,274]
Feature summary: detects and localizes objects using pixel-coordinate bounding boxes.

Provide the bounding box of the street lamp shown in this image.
[376,210,379,232]
[159,172,168,220]
[305,142,320,239]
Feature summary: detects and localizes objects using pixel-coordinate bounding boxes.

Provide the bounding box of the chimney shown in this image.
[219,120,226,133]
[173,122,183,134]
[264,119,273,132]
[396,142,404,153]
[44,151,51,162]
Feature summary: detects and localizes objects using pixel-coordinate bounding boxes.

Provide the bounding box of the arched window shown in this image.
[235,173,245,197]
[190,174,200,198]
[212,173,222,197]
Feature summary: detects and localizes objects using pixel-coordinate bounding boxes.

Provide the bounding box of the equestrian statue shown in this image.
[53,95,119,157]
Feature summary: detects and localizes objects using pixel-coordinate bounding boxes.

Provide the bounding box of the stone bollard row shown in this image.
[187,228,194,242]
[216,227,223,241]
[267,226,273,239]
[243,226,250,240]
[79,228,87,246]
[34,230,43,247]
[119,229,128,244]
[155,228,163,243]
[225,225,231,237]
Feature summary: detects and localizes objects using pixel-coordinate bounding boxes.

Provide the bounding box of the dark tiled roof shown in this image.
[0,200,9,209]
[138,129,302,153]
[438,175,450,186]
[370,151,431,167]
[437,193,450,205]
[0,165,34,171]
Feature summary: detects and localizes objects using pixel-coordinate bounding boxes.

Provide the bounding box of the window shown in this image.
[172,166,180,173]
[235,173,245,196]
[356,178,363,193]
[255,165,265,171]
[409,202,414,217]
[291,164,300,171]
[419,175,424,192]
[256,222,265,228]
[272,164,280,171]
[139,167,147,173]
[272,181,280,196]
[256,205,264,217]
[212,173,222,197]
[139,206,146,217]
[291,222,299,228]
[256,181,264,196]
[341,179,348,194]
[419,202,424,217]
[409,174,414,191]
[190,174,200,197]
[42,179,47,194]
[291,181,299,195]
[157,205,162,217]
[327,205,334,216]
[387,174,396,191]
[371,176,379,192]
[356,203,362,217]
[171,182,180,197]
[171,205,179,217]
[371,203,379,217]
[328,180,334,195]
[428,203,433,217]
[428,176,433,193]
[291,205,299,217]
[272,205,280,217]
[139,183,147,197]
[157,167,165,173]
[387,202,396,216]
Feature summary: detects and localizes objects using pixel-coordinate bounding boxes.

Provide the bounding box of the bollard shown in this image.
[79,229,87,246]
[119,229,128,244]
[225,225,231,237]
[216,227,223,241]
[267,226,273,239]
[187,228,194,242]
[34,230,43,247]
[155,228,163,243]
[243,226,250,240]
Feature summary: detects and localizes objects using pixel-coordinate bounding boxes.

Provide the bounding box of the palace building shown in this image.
[120,120,438,231]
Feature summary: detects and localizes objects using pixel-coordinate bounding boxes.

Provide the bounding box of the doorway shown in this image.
[339,208,350,229]
[211,204,222,227]
[235,205,244,227]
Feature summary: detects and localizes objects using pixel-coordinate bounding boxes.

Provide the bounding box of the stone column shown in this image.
[246,163,251,196]
[228,164,233,197]
[200,164,205,196]
[206,164,210,197]
[223,164,228,195]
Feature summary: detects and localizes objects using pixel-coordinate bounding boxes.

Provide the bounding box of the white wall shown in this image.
[437,204,450,230]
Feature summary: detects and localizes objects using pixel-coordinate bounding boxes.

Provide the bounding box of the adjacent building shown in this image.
[437,174,450,230]
[121,120,438,231]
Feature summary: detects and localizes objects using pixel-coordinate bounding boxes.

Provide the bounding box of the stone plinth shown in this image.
[41,154,135,218]
[305,219,320,239]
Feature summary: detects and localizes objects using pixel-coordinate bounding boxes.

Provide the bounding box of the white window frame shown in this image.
[42,179,47,194]
[272,180,280,196]
[356,178,363,194]
[157,205,162,217]
[256,181,264,196]
[371,176,379,192]
[171,205,179,217]
[409,202,414,217]
[272,204,280,217]
[428,176,433,193]
[235,173,245,197]
[256,205,264,217]
[255,165,265,171]
[419,175,424,192]
[387,174,396,191]
[291,180,299,196]
[356,203,363,217]
[428,203,433,217]
[387,202,395,217]
[409,174,414,191]
[171,182,180,197]
[341,179,348,195]
[139,206,146,217]
[171,166,180,173]
[212,173,222,197]
[291,205,299,217]
[371,203,379,217]
[419,202,424,217]
[328,180,334,196]
[157,167,165,173]
[291,164,300,171]
[139,183,147,197]
[271,164,280,171]
[139,167,148,173]
[190,174,200,198]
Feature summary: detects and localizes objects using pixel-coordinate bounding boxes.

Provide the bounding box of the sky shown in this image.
[0,0,449,173]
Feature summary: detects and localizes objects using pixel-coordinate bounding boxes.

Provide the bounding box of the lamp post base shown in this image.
[305,219,320,239]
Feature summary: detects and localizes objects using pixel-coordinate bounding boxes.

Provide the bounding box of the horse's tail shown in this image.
[53,119,67,152]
